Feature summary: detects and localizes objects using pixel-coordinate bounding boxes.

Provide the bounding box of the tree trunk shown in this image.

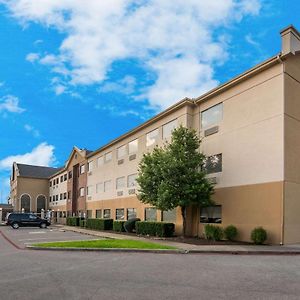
[181,206,186,237]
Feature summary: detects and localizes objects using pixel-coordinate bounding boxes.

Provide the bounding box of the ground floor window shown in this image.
[200,205,222,224]
[145,207,157,221]
[96,209,102,218]
[116,209,125,220]
[127,208,137,220]
[103,209,111,219]
[162,208,176,222]
[87,210,92,218]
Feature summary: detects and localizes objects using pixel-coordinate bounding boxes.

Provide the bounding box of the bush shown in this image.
[113,221,126,232]
[204,224,223,241]
[85,218,113,230]
[251,227,267,245]
[136,221,175,237]
[66,217,81,226]
[224,225,238,241]
[79,220,86,228]
[124,218,141,233]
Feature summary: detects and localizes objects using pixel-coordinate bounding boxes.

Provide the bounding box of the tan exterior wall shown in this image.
[49,170,68,211]
[283,54,300,244]
[16,177,49,212]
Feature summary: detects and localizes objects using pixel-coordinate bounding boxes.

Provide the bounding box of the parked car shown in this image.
[5,213,51,229]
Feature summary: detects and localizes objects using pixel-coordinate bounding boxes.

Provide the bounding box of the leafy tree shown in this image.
[137,125,214,236]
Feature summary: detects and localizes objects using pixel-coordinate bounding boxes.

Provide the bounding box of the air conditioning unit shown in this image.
[117,191,123,196]
[118,159,124,165]
[129,154,136,161]
[87,196,92,200]
[128,188,136,195]
[208,177,218,184]
[204,126,219,137]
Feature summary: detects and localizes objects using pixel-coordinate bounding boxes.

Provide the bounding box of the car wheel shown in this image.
[40,223,47,229]
[12,222,19,229]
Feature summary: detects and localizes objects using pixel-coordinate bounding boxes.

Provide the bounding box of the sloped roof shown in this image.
[16,163,62,179]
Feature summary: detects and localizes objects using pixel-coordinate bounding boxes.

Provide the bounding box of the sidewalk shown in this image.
[61,225,300,255]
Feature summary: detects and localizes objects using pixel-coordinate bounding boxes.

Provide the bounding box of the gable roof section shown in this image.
[16,163,62,179]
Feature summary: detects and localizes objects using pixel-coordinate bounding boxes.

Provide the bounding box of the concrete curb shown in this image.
[26,245,300,255]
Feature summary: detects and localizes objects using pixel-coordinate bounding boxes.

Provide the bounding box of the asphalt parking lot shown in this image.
[0,224,98,248]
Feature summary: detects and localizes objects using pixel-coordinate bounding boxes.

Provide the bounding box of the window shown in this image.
[97,156,104,167]
[127,208,137,220]
[200,205,222,223]
[87,210,92,218]
[103,209,111,219]
[145,207,157,221]
[162,209,177,222]
[49,196,52,202]
[203,154,222,174]
[117,145,126,159]
[56,195,58,201]
[60,193,63,200]
[60,175,63,182]
[201,103,223,129]
[162,119,177,139]
[64,174,67,181]
[116,208,125,220]
[116,177,125,190]
[80,164,85,174]
[88,161,93,172]
[68,171,72,179]
[128,139,138,154]
[104,180,112,192]
[105,152,112,162]
[63,192,67,200]
[87,186,93,196]
[96,182,103,193]
[96,209,102,218]
[127,174,137,187]
[146,128,159,147]
[68,191,71,199]
[49,181,52,187]
[79,187,85,197]
[56,178,59,184]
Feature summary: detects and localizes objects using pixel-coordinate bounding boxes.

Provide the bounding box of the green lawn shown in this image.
[32,239,177,250]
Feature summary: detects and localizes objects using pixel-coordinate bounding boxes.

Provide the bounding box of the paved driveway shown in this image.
[0,225,98,248]
[1,225,300,300]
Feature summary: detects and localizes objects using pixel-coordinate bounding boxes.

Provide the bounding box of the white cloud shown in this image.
[26,52,40,63]
[4,0,261,109]
[24,124,40,138]
[98,76,136,95]
[0,142,56,170]
[54,84,66,95]
[0,95,25,113]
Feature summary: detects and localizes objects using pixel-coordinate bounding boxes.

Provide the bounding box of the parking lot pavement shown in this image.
[0,225,99,249]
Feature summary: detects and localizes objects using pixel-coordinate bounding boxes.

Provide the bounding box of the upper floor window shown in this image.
[64,174,67,181]
[60,175,63,183]
[80,164,85,174]
[105,152,112,163]
[79,187,85,197]
[127,174,137,187]
[117,145,127,159]
[68,171,72,179]
[88,161,93,172]
[146,128,159,147]
[87,186,93,196]
[96,182,104,193]
[203,154,222,174]
[128,139,138,154]
[116,177,125,190]
[162,119,177,139]
[104,180,112,192]
[49,181,52,187]
[97,156,104,167]
[201,103,223,129]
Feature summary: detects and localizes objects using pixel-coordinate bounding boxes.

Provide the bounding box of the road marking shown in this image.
[28,231,47,234]
[19,238,50,241]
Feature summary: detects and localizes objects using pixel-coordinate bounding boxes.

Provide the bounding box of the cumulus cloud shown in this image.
[26,52,40,63]
[0,95,25,113]
[0,142,56,170]
[3,0,261,109]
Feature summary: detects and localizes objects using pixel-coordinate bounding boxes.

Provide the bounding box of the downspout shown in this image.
[277,54,284,245]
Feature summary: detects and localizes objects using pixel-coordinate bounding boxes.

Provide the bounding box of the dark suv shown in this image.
[6,213,51,229]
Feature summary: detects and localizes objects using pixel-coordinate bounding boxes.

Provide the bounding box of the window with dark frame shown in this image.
[127,208,137,220]
[116,208,125,220]
[145,207,157,221]
[203,153,222,174]
[200,205,222,224]
[103,209,111,219]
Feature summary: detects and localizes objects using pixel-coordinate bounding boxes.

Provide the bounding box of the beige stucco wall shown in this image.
[283,54,300,244]
[49,170,68,210]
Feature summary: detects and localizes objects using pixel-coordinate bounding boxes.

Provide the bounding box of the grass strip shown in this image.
[32,239,177,250]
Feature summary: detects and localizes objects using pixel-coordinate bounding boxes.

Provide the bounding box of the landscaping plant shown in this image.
[251,227,267,245]
[204,224,223,241]
[224,225,238,241]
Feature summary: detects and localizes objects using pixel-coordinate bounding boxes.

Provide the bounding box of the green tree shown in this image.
[137,125,214,236]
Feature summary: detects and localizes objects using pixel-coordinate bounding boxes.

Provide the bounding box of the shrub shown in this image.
[204,224,223,241]
[85,218,113,231]
[251,227,267,245]
[136,221,175,237]
[79,220,86,228]
[124,218,141,233]
[66,217,81,226]
[113,221,126,232]
[224,225,238,241]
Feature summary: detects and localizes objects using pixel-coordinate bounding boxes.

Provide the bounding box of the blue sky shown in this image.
[0,0,298,203]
